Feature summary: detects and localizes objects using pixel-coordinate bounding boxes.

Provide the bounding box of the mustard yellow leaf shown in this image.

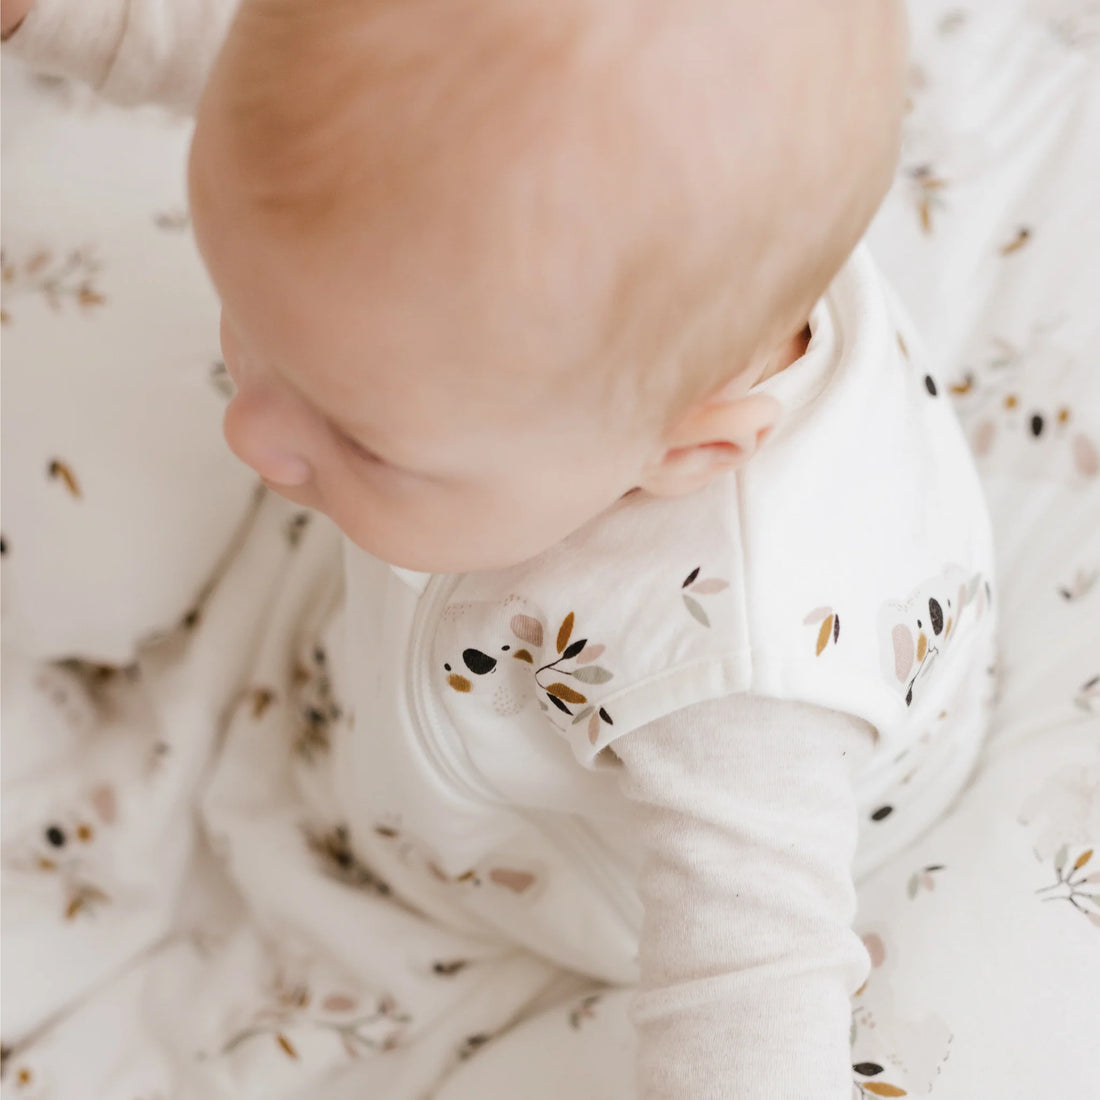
[557,612,575,654]
[547,682,586,705]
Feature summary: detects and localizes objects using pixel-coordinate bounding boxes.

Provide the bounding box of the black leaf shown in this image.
[549,694,573,715]
[682,567,700,588]
[833,613,840,644]
[599,707,613,725]
[870,805,894,822]
[562,638,587,660]
[924,374,938,396]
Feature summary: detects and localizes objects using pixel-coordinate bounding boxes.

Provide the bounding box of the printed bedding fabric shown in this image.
[2,0,1098,1097]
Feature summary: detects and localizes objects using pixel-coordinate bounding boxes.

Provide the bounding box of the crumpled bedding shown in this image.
[1,0,1098,1096]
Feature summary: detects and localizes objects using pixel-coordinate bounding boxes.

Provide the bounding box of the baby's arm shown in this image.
[1,0,237,112]
[613,693,875,1097]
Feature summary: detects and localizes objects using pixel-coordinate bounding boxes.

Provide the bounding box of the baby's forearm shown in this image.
[615,693,875,1097]
[2,0,237,113]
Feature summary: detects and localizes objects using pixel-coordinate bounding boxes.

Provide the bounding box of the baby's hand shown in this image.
[1,0,35,40]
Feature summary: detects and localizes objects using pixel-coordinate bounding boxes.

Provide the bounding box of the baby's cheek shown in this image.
[222,393,313,486]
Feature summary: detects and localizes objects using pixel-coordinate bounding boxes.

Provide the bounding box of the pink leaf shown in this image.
[972,420,995,456]
[1072,435,1099,478]
[510,615,543,647]
[691,578,729,595]
[90,785,117,824]
[322,994,359,1013]
[802,606,832,625]
[489,868,536,893]
[576,644,605,665]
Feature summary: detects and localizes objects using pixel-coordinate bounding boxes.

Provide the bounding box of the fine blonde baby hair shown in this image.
[204,0,907,430]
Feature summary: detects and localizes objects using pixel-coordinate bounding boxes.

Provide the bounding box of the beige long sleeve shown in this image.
[613,694,876,1098]
[3,0,237,112]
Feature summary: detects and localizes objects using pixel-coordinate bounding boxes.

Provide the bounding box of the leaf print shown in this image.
[433,960,469,976]
[78,284,105,308]
[916,632,928,663]
[1074,849,1093,870]
[816,615,834,656]
[572,666,613,684]
[804,606,832,625]
[25,249,51,276]
[447,673,472,693]
[546,683,586,705]
[1055,844,1069,873]
[90,784,117,824]
[683,566,701,588]
[834,613,841,643]
[1000,226,1031,255]
[322,994,359,1013]
[512,649,534,663]
[548,695,572,715]
[864,1084,906,1097]
[489,868,536,893]
[510,615,544,647]
[47,458,81,498]
[1072,434,1099,477]
[690,578,729,595]
[572,706,595,724]
[569,993,602,1029]
[576,644,605,665]
[599,707,613,725]
[683,594,710,627]
[250,687,276,718]
[275,1033,299,1059]
[562,638,587,660]
[588,711,601,744]
[556,613,575,654]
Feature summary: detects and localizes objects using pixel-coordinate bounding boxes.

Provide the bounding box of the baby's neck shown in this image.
[753,322,812,386]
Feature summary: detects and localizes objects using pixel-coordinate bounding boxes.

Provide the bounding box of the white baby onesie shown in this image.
[5,6,998,1098]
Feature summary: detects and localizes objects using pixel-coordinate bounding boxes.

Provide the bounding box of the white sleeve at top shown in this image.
[611,693,876,1098]
[3,0,238,112]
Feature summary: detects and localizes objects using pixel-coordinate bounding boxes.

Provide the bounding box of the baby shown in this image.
[5,0,997,1095]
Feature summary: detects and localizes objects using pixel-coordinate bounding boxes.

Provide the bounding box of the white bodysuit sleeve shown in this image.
[611,693,877,1098]
[3,0,238,112]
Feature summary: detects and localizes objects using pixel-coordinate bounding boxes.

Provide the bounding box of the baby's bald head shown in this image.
[197,0,905,423]
[188,0,907,572]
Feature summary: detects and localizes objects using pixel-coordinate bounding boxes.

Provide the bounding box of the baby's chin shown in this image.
[263,486,550,575]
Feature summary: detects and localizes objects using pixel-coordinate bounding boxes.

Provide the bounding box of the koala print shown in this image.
[953,330,1099,479]
[372,817,546,904]
[879,566,990,707]
[2,784,118,920]
[437,597,617,746]
[436,595,547,718]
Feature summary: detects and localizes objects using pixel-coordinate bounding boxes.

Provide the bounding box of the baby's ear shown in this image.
[638,392,781,498]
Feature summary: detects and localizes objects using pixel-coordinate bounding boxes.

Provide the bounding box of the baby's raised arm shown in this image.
[1,0,236,112]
